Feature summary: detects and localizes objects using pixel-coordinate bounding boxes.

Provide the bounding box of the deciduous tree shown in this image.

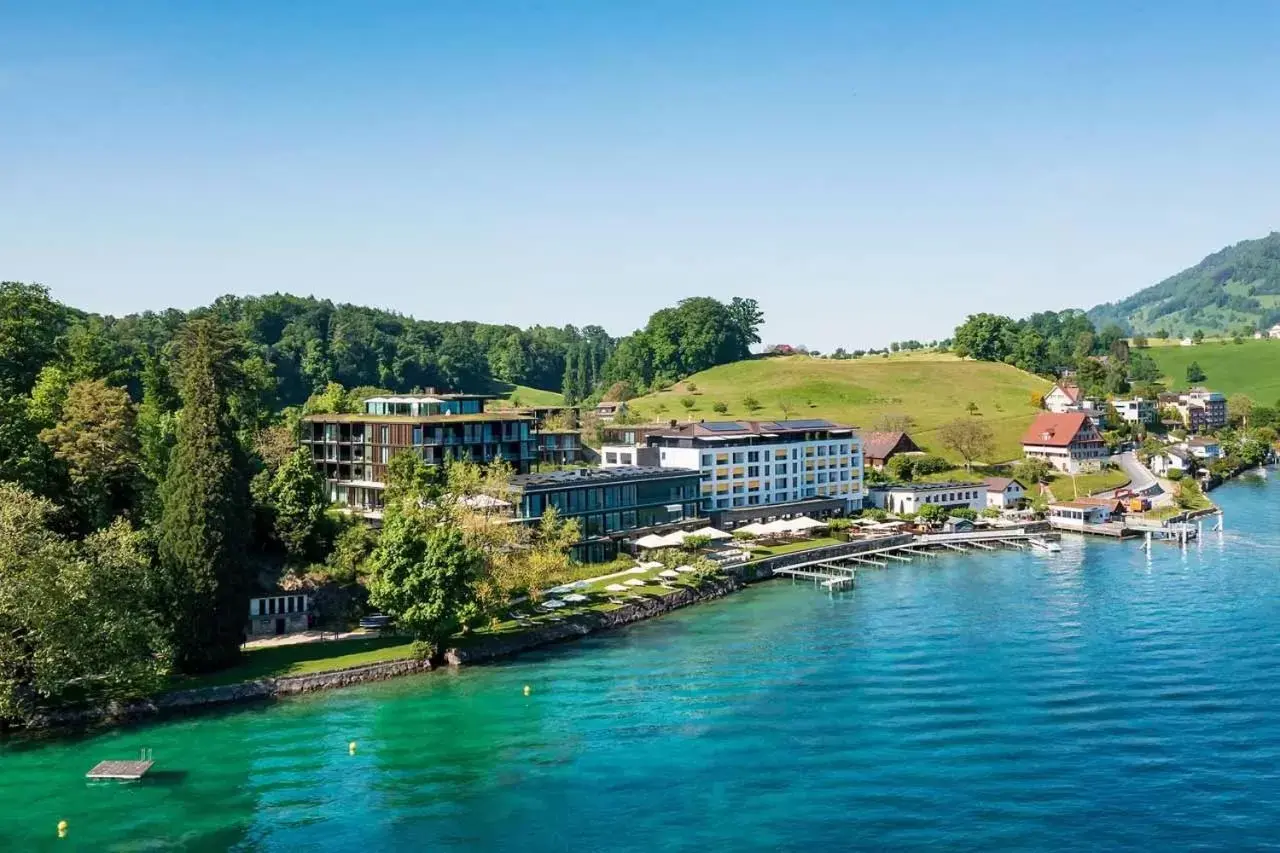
[937,418,994,470]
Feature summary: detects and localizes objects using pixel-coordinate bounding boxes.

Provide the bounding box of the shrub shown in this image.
[916,504,946,522]
[712,401,728,414]
[732,530,757,541]
[950,507,978,521]
[886,455,916,481]
[981,507,1002,518]
[410,640,435,661]
[864,508,888,521]
[910,455,951,475]
[685,382,698,392]
[680,397,696,411]
[742,395,761,412]
[1166,469,1184,481]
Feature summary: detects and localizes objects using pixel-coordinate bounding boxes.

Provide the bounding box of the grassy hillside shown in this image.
[1145,339,1280,403]
[624,354,1052,462]
[486,382,565,406]
[1089,232,1280,337]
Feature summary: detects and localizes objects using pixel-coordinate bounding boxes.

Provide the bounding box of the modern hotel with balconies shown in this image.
[300,393,536,516]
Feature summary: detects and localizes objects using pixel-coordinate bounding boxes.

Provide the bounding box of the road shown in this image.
[1111,450,1174,507]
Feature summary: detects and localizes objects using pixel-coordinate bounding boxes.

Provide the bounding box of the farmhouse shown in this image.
[1021,412,1107,473]
[984,477,1027,510]
[858,430,922,469]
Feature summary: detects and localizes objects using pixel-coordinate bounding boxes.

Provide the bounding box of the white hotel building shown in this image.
[602,419,864,526]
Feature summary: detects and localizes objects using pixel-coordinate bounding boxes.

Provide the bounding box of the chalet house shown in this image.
[1021,412,1107,473]
[594,400,629,423]
[1043,383,1085,414]
[1043,382,1107,427]
[984,477,1027,510]
[858,431,923,469]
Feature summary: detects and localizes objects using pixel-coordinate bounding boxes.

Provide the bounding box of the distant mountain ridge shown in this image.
[1089,232,1280,337]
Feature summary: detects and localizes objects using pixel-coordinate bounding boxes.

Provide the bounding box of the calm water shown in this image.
[5,477,1280,851]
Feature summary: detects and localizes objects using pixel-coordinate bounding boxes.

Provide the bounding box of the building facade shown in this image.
[247,592,313,637]
[300,393,536,516]
[1112,397,1157,425]
[1176,389,1227,432]
[1021,412,1108,473]
[868,482,988,515]
[984,477,1027,509]
[533,430,582,467]
[637,419,864,518]
[507,466,702,562]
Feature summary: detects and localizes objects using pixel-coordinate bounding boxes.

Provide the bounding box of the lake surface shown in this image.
[5,475,1280,851]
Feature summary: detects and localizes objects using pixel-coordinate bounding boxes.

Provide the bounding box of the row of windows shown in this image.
[522,482,698,517]
[702,459,855,479]
[705,481,851,509]
[702,444,854,467]
[917,489,981,504]
[253,595,308,616]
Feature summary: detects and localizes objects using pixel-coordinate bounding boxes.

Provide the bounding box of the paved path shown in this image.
[1111,451,1175,507]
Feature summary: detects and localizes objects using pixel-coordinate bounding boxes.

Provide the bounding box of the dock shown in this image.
[86,760,153,780]
[87,748,154,780]
[769,530,1058,592]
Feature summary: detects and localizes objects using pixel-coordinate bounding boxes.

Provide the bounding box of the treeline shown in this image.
[952,310,1162,396]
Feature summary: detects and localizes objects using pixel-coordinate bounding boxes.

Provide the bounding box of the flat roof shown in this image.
[648,418,855,440]
[302,412,533,425]
[875,481,987,492]
[509,465,698,490]
[363,392,498,402]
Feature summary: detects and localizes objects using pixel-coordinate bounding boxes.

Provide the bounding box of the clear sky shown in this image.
[4,1,1279,349]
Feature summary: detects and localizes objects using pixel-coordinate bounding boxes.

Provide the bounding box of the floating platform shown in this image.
[86,760,153,780]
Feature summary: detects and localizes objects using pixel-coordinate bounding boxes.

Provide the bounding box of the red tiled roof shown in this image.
[1021,412,1100,447]
[1051,383,1083,403]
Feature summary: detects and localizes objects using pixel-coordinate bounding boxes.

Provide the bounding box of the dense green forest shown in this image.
[1089,232,1280,337]
[0,281,760,725]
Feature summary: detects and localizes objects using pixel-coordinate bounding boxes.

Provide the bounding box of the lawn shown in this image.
[486,382,565,406]
[170,635,416,691]
[1145,339,1280,403]
[1046,468,1131,498]
[747,536,844,557]
[625,354,1051,463]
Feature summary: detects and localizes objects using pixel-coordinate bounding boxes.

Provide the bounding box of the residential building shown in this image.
[1043,383,1085,414]
[1171,388,1227,432]
[533,430,582,467]
[1042,382,1107,427]
[1021,412,1108,473]
[1270,324,1280,340]
[594,400,628,422]
[1185,436,1222,460]
[247,591,313,637]
[867,481,988,515]
[858,431,923,469]
[506,466,702,563]
[984,477,1027,510]
[300,393,536,516]
[599,423,678,468]
[1150,446,1192,477]
[1111,397,1157,426]
[639,419,864,526]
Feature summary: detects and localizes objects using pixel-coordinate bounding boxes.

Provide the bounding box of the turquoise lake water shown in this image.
[4,475,1280,851]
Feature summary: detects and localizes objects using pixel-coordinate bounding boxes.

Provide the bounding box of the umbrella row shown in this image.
[634,526,733,550]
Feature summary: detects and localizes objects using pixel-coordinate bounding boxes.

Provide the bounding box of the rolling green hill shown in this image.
[623,354,1052,463]
[490,383,565,406]
[1145,338,1280,403]
[1089,232,1280,337]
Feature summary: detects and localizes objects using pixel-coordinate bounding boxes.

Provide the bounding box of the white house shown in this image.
[984,477,1027,510]
[1270,324,1280,340]
[1048,499,1121,530]
[1185,436,1222,460]
[1043,383,1085,414]
[869,481,988,515]
[1150,446,1192,477]
[1111,397,1157,425]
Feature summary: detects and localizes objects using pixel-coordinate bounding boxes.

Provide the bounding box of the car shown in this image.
[359,614,394,630]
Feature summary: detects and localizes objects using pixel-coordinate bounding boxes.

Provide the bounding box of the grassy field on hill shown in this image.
[490,383,565,406]
[625,355,1051,462]
[1145,339,1280,403]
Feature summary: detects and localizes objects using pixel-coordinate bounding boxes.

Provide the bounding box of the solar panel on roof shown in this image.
[700,421,748,432]
[771,419,834,429]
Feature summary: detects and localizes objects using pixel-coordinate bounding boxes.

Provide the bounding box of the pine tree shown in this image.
[574,342,589,401]
[157,320,252,672]
[562,348,579,405]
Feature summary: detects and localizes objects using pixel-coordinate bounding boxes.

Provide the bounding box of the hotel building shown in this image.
[300,393,535,515]
[604,419,864,527]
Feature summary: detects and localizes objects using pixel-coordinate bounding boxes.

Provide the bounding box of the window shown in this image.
[701,454,713,467]
[748,466,760,477]
[774,463,787,475]
[379,425,390,444]
[621,453,633,464]
[748,451,759,462]
[256,599,265,616]
[732,452,745,464]
[606,452,618,464]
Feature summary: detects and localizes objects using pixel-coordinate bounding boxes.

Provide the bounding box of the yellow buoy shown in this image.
[57,820,68,839]
[348,741,357,755]
[523,685,531,696]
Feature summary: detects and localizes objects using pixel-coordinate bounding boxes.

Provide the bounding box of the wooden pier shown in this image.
[87,749,154,780]
[770,530,1059,592]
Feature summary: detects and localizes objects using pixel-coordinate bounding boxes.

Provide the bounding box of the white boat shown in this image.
[1029,538,1062,553]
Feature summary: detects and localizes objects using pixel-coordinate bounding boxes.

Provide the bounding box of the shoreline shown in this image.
[0,523,1116,734]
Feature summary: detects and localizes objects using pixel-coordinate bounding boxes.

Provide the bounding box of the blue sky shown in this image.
[3,1,1279,349]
